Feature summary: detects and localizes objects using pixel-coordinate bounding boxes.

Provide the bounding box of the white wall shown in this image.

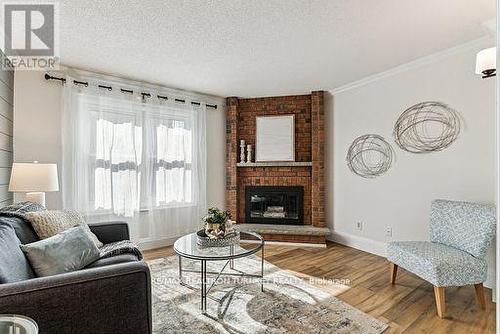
[327,41,496,288]
[206,101,226,209]
[13,70,226,212]
[13,71,63,208]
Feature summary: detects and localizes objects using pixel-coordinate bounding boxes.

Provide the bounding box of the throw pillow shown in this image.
[0,221,35,283]
[25,210,103,248]
[0,201,47,244]
[20,226,100,277]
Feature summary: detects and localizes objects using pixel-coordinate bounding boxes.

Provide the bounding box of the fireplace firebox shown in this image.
[245,186,304,225]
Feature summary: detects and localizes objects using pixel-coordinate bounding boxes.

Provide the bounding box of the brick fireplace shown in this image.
[226,92,328,244]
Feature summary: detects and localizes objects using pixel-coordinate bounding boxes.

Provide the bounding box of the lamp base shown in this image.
[26,192,46,207]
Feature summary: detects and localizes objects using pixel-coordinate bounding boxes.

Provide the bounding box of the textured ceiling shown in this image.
[57,0,495,97]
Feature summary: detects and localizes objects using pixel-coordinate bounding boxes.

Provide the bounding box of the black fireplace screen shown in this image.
[245,186,304,225]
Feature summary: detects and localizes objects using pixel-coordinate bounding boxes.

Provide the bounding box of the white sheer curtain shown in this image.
[62,76,207,243]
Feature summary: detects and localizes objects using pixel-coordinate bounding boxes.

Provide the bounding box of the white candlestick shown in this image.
[240,140,246,163]
[246,144,252,163]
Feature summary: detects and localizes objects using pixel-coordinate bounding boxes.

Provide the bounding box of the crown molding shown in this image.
[330,37,493,95]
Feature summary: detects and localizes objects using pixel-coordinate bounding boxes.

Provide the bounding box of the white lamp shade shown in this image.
[475,47,496,74]
[9,163,59,192]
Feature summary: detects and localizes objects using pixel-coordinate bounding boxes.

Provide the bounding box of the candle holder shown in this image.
[240,140,246,163]
[246,144,252,163]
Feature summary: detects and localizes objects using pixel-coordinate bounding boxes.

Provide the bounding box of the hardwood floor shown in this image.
[143,241,496,333]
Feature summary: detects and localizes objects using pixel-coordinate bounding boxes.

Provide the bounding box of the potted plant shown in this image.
[202,207,231,239]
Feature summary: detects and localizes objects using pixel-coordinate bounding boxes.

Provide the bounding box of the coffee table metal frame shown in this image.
[174,231,265,315]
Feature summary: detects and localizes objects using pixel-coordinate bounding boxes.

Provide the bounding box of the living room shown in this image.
[0,1,498,333]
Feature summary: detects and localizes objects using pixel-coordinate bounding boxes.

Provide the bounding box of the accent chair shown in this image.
[387,199,496,318]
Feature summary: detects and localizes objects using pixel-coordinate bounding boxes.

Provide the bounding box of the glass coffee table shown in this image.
[174,231,265,315]
[0,315,38,333]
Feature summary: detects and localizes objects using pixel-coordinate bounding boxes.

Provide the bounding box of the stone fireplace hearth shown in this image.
[225,92,329,245]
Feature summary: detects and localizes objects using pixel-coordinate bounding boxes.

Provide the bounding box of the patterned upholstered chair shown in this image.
[387,199,496,318]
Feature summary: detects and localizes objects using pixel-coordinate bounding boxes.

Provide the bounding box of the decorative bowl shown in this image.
[196,230,240,248]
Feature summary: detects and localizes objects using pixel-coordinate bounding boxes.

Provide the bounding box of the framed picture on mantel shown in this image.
[256,115,295,162]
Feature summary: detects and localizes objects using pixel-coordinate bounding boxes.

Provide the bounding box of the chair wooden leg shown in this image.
[474,283,486,310]
[433,286,446,318]
[390,263,398,284]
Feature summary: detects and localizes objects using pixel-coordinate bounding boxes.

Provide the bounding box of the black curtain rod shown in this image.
[44,73,218,109]
[73,79,88,86]
[45,73,66,83]
[98,84,112,91]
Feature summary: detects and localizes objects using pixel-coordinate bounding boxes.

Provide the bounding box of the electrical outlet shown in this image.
[385,227,393,237]
[356,221,363,231]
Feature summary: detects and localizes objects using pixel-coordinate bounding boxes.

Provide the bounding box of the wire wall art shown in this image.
[393,101,461,154]
[346,134,395,178]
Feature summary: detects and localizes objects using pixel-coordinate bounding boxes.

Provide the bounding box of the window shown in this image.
[90,109,197,216]
[154,119,192,206]
[62,85,206,219]
[94,118,142,215]
[62,78,207,243]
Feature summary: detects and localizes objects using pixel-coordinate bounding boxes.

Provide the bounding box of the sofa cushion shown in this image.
[21,226,100,277]
[387,241,487,287]
[0,221,35,283]
[25,210,103,248]
[86,253,139,269]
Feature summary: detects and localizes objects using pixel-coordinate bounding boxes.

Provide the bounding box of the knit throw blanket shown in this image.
[0,201,143,261]
[0,201,46,218]
[99,240,143,260]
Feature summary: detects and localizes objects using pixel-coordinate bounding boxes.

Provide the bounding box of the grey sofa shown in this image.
[0,216,152,333]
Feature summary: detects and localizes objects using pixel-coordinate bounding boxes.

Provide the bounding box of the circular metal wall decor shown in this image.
[393,101,461,154]
[346,134,394,178]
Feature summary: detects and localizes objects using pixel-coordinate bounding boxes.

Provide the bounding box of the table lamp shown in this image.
[9,162,59,207]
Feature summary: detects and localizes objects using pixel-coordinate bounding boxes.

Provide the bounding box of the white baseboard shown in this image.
[327,231,495,291]
[328,231,387,257]
[485,269,495,292]
[136,236,178,251]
